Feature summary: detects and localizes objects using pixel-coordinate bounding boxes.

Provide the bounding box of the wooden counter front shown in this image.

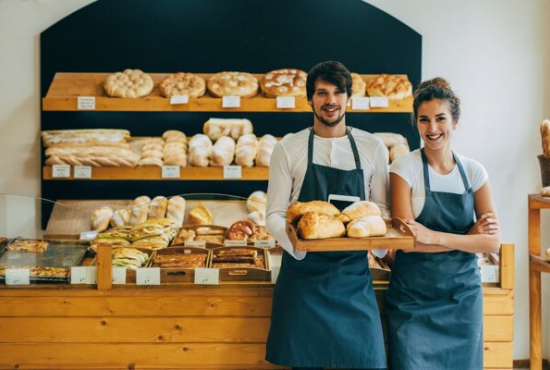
[0,244,515,369]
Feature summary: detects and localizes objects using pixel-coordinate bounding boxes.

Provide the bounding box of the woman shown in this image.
[386,77,500,370]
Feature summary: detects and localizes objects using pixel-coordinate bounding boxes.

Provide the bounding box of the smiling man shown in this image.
[264,61,390,370]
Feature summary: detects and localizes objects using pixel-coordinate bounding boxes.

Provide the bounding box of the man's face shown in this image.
[309,79,349,127]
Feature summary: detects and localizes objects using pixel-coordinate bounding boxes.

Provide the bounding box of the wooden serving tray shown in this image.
[92,247,155,283]
[287,218,416,252]
[210,246,271,282]
[152,247,211,283]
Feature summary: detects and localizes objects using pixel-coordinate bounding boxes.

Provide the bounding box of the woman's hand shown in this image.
[468,213,499,235]
[405,219,439,245]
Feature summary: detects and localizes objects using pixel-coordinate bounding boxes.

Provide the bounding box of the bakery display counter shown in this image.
[42,72,413,113]
[42,165,269,181]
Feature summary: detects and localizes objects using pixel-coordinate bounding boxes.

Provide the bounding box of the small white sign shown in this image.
[194,268,220,285]
[86,266,98,284]
[79,230,98,241]
[5,269,30,285]
[52,165,71,178]
[351,97,370,110]
[224,240,248,247]
[223,165,242,179]
[112,267,127,285]
[74,166,92,179]
[70,266,88,284]
[222,96,241,108]
[170,95,189,105]
[369,96,389,108]
[254,240,275,248]
[184,241,206,248]
[162,165,181,178]
[136,267,161,285]
[276,96,296,109]
[77,96,96,110]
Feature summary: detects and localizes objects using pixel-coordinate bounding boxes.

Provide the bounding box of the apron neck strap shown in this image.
[308,127,362,170]
[420,148,471,191]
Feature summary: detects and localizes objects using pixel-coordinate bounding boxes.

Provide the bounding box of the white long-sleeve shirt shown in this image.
[266,127,389,260]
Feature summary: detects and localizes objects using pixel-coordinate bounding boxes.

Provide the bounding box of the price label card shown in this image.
[222,96,241,108]
[136,268,161,285]
[79,230,98,241]
[254,240,275,248]
[351,97,370,110]
[162,165,180,178]
[86,266,97,285]
[194,268,220,285]
[224,240,248,247]
[112,267,127,285]
[369,96,389,108]
[170,95,189,105]
[77,96,96,110]
[70,266,88,284]
[184,241,206,248]
[276,96,296,109]
[5,269,30,285]
[74,166,92,179]
[223,165,242,179]
[52,165,70,178]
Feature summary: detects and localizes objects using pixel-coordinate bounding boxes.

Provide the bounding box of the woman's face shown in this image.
[416,99,457,153]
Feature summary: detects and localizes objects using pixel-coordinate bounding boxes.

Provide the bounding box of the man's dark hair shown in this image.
[306,61,352,100]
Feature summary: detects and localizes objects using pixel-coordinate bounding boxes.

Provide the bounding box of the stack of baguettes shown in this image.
[42,129,139,167]
[287,200,387,240]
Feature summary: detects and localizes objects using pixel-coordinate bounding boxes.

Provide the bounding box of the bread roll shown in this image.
[255,135,278,167]
[541,186,550,197]
[546,248,550,261]
[110,208,131,227]
[247,211,266,226]
[148,196,168,219]
[373,132,407,148]
[246,190,267,213]
[166,196,186,227]
[187,205,213,225]
[210,136,236,166]
[286,200,340,223]
[203,118,254,141]
[235,134,259,167]
[390,143,410,163]
[346,216,387,238]
[297,212,346,239]
[130,196,151,225]
[91,206,114,232]
[541,120,550,157]
[339,201,381,223]
[188,134,212,167]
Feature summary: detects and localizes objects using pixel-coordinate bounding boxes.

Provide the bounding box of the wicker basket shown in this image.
[538,155,550,187]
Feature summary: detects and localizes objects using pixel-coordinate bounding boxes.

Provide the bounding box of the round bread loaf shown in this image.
[366,74,412,99]
[103,69,154,98]
[159,72,206,98]
[207,72,259,98]
[351,73,366,97]
[260,69,307,98]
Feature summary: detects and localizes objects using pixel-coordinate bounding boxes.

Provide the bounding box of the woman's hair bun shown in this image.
[416,77,451,94]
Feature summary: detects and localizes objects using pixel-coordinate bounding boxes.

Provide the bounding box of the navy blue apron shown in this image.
[386,149,483,370]
[266,128,387,369]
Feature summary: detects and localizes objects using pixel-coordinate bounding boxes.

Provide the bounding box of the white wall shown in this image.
[0,0,548,361]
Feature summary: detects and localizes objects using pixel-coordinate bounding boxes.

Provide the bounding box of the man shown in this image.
[265,61,389,370]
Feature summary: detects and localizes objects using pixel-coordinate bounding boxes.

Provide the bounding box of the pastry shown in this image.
[110,209,131,227]
[541,120,550,157]
[286,200,340,224]
[159,72,206,98]
[226,220,257,241]
[41,129,130,147]
[346,216,387,238]
[188,134,212,167]
[203,118,254,141]
[246,191,267,213]
[187,205,213,225]
[6,239,49,253]
[166,196,186,227]
[235,134,259,167]
[91,206,114,232]
[541,186,550,197]
[390,142,410,162]
[255,135,278,167]
[130,196,151,225]
[210,136,236,166]
[207,72,259,98]
[103,69,154,98]
[338,201,381,223]
[148,196,168,219]
[260,68,307,98]
[297,212,346,240]
[351,73,366,97]
[366,74,412,99]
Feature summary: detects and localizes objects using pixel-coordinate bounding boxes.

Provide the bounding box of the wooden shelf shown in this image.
[42,166,269,181]
[530,254,550,273]
[42,73,413,113]
[529,194,550,209]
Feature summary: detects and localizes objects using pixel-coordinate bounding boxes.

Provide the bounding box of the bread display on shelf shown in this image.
[366,73,412,99]
[351,73,367,97]
[91,206,114,232]
[159,72,206,98]
[260,68,307,98]
[6,239,50,253]
[103,69,154,98]
[207,72,259,98]
[255,135,277,167]
[541,120,550,157]
[210,136,236,166]
[187,205,214,225]
[188,134,212,167]
[166,196,186,227]
[41,129,131,147]
[112,248,150,269]
[203,118,254,141]
[235,134,259,167]
[373,132,410,163]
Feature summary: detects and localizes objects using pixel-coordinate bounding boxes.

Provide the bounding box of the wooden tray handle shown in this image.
[391,217,416,238]
[228,270,248,276]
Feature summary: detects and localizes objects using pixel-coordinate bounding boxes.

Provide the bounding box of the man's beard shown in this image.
[312,105,346,127]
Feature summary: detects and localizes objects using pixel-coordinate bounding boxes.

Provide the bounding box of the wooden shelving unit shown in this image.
[42,165,269,181]
[528,194,550,370]
[42,72,413,113]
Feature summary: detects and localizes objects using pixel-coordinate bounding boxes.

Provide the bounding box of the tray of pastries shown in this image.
[152,247,211,283]
[171,225,227,246]
[286,200,415,252]
[92,247,154,283]
[210,246,271,282]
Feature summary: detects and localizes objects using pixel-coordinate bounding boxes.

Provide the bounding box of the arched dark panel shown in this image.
[40,0,422,227]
